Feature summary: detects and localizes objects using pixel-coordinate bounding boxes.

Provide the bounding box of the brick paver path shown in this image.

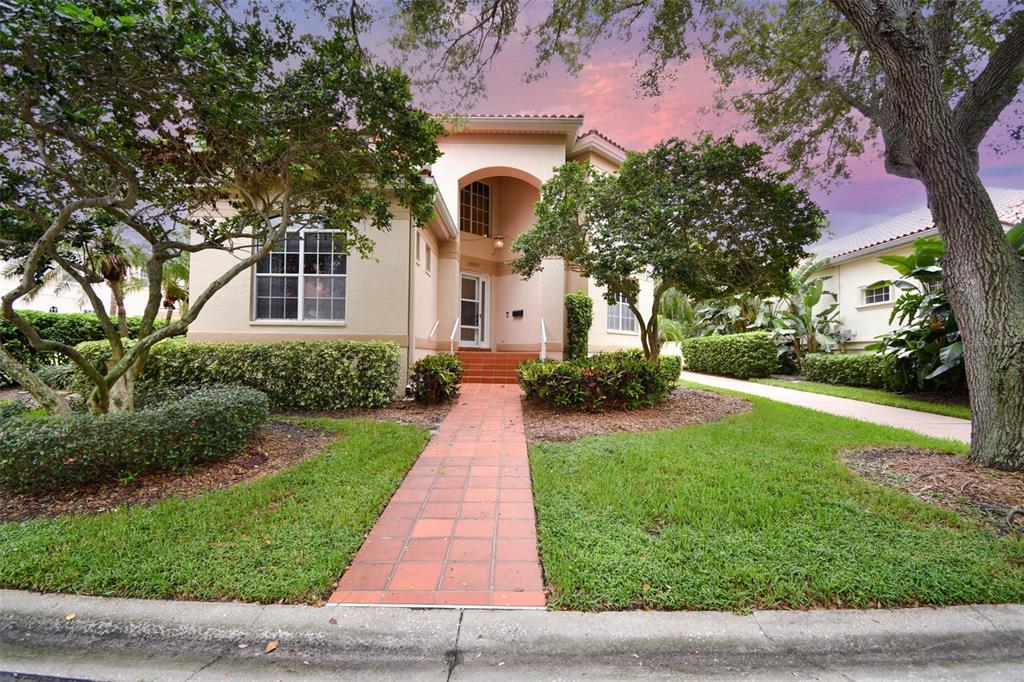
[328,383,545,607]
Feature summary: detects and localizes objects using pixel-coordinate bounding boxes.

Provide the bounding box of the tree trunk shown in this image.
[887,63,1024,469]
[0,344,71,414]
[918,158,1024,470]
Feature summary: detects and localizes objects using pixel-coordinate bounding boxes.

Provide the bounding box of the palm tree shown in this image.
[127,251,189,322]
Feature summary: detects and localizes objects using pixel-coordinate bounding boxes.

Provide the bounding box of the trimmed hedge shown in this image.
[800,352,908,392]
[71,339,401,409]
[0,310,171,384]
[0,386,268,491]
[565,292,594,361]
[409,353,463,404]
[518,350,679,411]
[680,332,776,380]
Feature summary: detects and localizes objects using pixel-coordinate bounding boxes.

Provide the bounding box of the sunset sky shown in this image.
[428,38,1023,241]
[295,5,1023,242]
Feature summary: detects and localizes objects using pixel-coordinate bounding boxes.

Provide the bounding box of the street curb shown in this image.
[2,589,1023,680]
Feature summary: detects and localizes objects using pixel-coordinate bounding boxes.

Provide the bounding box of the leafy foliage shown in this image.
[0,386,268,491]
[409,353,463,404]
[71,339,401,409]
[34,363,76,390]
[513,137,823,360]
[680,332,777,379]
[773,275,840,362]
[518,351,679,411]
[564,292,594,361]
[0,311,171,385]
[0,399,31,424]
[800,353,907,393]
[1,0,440,414]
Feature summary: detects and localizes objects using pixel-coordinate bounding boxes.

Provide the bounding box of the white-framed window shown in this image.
[426,245,432,275]
[460,181,490,237]
[862,285,891,305]
[607,292,637,332]
[254,226,346,321]
[416,232,422,264]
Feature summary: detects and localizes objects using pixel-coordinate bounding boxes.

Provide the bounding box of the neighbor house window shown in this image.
[426,246,432,275]
[254,226,346,321]
[862,285,890,305]
[607,292,637,332]
[416,232,422,264]
[460,181,490,237]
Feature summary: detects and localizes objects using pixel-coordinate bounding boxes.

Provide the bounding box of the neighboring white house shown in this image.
[186,115,654,384]
[811,187,1024,351]
[0,273,149,317]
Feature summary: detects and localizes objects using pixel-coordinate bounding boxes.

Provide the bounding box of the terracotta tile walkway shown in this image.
[328,383,545,608]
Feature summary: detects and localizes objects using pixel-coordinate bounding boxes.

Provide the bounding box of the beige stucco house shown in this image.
[811,187,1024,351]
[187,115,653,384]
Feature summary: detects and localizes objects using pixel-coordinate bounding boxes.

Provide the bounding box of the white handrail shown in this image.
[539,318,548,360]
[428,320,439,339]
[449,317,460,354]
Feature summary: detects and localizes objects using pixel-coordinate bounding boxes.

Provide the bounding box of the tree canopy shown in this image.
[512,137,824,359]
[0,0,442,413]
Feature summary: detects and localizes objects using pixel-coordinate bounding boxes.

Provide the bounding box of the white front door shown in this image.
[460,273,488,348]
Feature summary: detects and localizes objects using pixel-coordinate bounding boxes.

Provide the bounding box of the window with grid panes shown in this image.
[254,226,346,321]
[459,181,490,236]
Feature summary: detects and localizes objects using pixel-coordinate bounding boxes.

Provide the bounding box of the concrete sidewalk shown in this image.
[682,371,972,443]
[2,590,1022,680]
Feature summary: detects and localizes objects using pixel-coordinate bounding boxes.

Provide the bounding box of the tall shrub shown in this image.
[564,292,593,361]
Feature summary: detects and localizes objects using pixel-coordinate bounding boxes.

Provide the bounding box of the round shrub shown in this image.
[565,292,594,361]
[680,332,777,379]
[0,386,269,492]
[410,353,463,404]
[518,350,677,411]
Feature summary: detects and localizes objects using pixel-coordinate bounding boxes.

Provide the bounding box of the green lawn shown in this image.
[0,418,427,603]
[752,378,972,420]
[530,394,1022,611]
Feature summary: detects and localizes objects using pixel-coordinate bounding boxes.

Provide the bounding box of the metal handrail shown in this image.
[428,320,439,339]
[540,318,548,360]
[449,317,460,354]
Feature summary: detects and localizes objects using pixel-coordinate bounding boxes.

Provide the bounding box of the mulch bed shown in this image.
[843,446,1024,533]
[0,421,336,522]
[289,398,454,431]
[522,387,750,444]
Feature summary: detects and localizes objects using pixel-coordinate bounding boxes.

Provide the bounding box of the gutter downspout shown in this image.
[406,214,416,390]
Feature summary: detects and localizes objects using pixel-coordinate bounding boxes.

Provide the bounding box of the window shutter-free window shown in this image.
[255,225,346,322]
[607,292,637,332]
[460,181,490,237]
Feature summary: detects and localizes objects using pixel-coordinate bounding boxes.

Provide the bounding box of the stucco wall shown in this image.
[814,244,912,350]
[188,211,413,345]
[432,133,566,215]
[576,278,653,354]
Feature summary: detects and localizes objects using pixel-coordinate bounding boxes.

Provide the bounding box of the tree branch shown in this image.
[952,10,1024,153]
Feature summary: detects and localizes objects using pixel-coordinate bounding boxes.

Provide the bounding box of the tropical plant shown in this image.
[512,137,823,360]
[773,274,840,365]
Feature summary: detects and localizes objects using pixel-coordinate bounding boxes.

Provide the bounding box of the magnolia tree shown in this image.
[375,0,1024,468]
[0,0,442,414]
[511,137,824,360]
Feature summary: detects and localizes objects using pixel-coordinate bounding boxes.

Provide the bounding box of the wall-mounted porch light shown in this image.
[493,234,505,249]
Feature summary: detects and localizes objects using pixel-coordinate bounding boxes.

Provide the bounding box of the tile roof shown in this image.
[576,128,628,152]
[464,113,584,119]
[813,187,1024,261]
